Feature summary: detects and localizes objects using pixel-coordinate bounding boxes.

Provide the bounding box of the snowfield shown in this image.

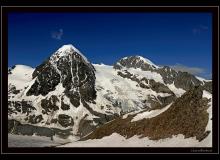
[167,82,186,97]
[202,90,212,144]
[59,132,211,147]
[131,103,173,122]
[126,68,164,83]
[8,65,34,90]
[196,76,212,84]
[8,134,70,147]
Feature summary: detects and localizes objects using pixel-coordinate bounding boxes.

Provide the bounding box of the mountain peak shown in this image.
[57,44,78,53]
[51,44,88,63]
[114,55,159,70]
[127,55,158,67]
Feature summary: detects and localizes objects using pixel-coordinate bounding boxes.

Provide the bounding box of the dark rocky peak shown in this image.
[49,44,89,65]
[32,44,94,79]
[26,44,97,106]
[113,55,159,71]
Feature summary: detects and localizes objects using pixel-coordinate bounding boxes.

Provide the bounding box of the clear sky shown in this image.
[8,12,212,79]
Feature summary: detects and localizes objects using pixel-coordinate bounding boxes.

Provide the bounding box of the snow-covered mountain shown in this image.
[8,44,212,146]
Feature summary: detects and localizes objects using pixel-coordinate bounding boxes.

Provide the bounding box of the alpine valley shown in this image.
[8,44,212,147]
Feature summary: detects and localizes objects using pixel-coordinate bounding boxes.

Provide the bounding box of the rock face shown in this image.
[174,72,202,91]
[8,45,212,140]
[8,100,36,117]
[83,86,211,141]
[156,66,178,84]
[41,95,59,115]
[26,45,96,105]
[203,81,212,93]
[57,114,74,128]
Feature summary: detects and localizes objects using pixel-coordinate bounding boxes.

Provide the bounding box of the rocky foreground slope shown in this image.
[82,86,211,141]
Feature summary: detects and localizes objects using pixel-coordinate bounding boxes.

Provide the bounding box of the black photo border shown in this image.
[1,5,219,155]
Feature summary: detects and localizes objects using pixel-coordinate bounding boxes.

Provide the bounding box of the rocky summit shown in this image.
[8,44,212,143]
[27,44,96,106]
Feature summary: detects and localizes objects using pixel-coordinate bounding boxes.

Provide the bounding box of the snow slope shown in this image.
[196,76,212,84]
[8,134,69,147]
[59,132,211,147]
[202,90,212,145]
[126,68,164,83]
[138,56,159,68]
[131,103,172,122]
[8,65,34,90]
[167,82,186,97]
[93,64,144,114]
[55,44,89,63]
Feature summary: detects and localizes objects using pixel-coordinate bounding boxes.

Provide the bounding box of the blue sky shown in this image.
[8,13,212,79]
